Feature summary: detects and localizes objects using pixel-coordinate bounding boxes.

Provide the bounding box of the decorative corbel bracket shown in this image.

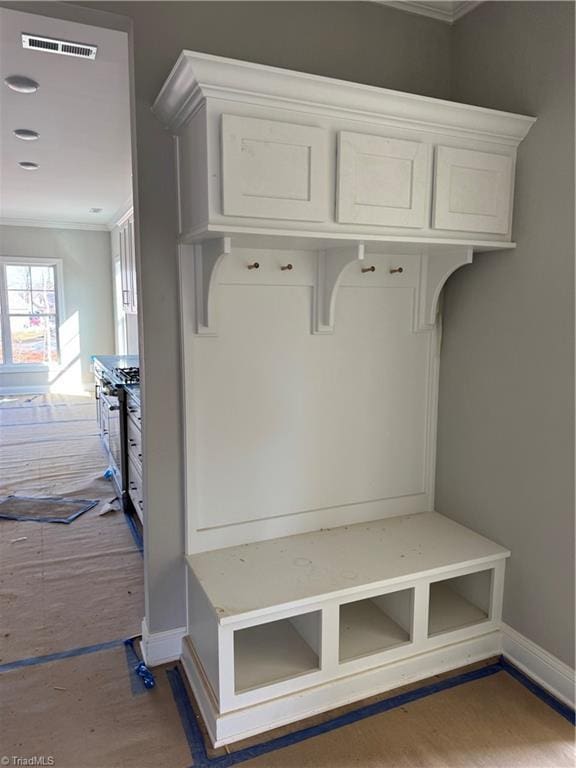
[193,237,232,335]
[313,243,365,334]
[413,247,474,332]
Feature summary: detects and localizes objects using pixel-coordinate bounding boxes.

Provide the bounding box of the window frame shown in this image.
[0,257,65,370]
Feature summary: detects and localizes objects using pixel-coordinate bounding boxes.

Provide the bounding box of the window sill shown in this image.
[0,364,56,373]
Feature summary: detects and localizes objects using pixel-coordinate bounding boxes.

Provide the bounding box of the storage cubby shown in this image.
[339,588,413,662]
[428,570,492,637]
[234,612,321,693]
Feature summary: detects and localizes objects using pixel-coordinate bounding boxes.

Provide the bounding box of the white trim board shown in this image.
[141,618,186,667]
[501,623,576,709]
[375,1,483,24]
[0,217,109,232]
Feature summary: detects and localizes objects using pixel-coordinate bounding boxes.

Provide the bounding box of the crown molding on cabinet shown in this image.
[153,51,534,145]
[155,51,533,337]
[376,1,483,24]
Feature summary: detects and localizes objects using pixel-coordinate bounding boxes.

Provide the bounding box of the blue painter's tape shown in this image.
[167,656,575,768]
[166,666,207,766]
[167,662,504,768]
[499,656,575,725]
[124,638,155,693]
[0,639,124,673]
[123,511,143,555]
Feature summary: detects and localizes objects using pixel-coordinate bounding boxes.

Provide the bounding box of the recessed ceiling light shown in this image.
[4,75,39,93]
[13,128,39,141]
[19,161,39,170]
[89,207,103,213]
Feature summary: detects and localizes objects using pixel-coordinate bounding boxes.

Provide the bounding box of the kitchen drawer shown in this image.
[127,415,142,469]
[126,398,141,425]
[128,455,144,523]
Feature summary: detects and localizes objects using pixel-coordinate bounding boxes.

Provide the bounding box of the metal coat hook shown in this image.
[390,267,404,274]
[281,263,293,271]
[361,265,376,273]
[247,262,260,270]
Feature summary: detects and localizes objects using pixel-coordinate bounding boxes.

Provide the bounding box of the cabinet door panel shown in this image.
[337,131,430,228]
[222,114,329,221]
[433,146,513,235]
[128,217,137,313]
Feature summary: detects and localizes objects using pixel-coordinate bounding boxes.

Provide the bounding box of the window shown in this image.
[0,260,61,366]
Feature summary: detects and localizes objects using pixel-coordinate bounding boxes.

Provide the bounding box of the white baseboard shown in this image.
[0,385,49,395]
[501,623,575,709]
[141,618,186,667]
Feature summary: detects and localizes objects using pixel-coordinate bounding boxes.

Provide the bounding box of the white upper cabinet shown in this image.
[153,51,534,245]
[337,132,430,228]
[222,115,329,222]
[433,146,514,235]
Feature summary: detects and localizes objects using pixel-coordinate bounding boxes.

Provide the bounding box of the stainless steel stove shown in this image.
[113,366,140,386]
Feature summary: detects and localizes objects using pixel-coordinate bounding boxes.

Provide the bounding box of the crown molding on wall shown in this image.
[0,217,110,232]
[109,196,134,229]
[377,1,483,24]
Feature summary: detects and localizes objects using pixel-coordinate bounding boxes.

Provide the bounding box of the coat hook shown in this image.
[389,267,404,274]
[280,263,293,271]
[361,265,376,273]
[247,262,260,270]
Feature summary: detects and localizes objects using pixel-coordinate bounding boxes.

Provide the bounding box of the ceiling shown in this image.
[0,8,132,229]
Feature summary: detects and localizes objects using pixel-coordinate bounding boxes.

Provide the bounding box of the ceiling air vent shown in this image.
[22,33,97,60]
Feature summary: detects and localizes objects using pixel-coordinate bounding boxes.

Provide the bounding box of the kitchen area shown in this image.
[93,354,142,525]
[92,203,143,528]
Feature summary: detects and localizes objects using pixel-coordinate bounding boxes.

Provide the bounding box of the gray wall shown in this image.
[41,1,571,664]
[436,1,574,666]
[77,1,452,635]
[0,225,115,393]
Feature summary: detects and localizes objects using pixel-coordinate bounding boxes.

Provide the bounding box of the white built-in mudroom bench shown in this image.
[152,51,535,746]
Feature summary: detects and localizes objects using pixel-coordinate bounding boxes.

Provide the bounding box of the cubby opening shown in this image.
[339,588,413,663]
[428,570,492,637]
[234,611,321,694]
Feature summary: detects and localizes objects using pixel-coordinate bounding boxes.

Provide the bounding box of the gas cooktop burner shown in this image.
[113,366,140,385]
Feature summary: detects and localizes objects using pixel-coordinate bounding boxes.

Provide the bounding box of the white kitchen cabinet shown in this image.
[118,211,137,314]
[433,146,514,235]
[151,51,535,747]
[337,131,431,228]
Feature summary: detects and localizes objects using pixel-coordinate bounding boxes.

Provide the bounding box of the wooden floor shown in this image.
[0,395,573,768]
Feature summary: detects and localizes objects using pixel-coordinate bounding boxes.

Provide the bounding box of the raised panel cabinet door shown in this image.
[336,131,430,228]
[221,114,329,222]
[433,146,514,235]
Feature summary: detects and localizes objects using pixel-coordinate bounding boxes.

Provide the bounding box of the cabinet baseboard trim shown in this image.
[501,623,575,708]
[141,619,186,667]
[183,630,503,747]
